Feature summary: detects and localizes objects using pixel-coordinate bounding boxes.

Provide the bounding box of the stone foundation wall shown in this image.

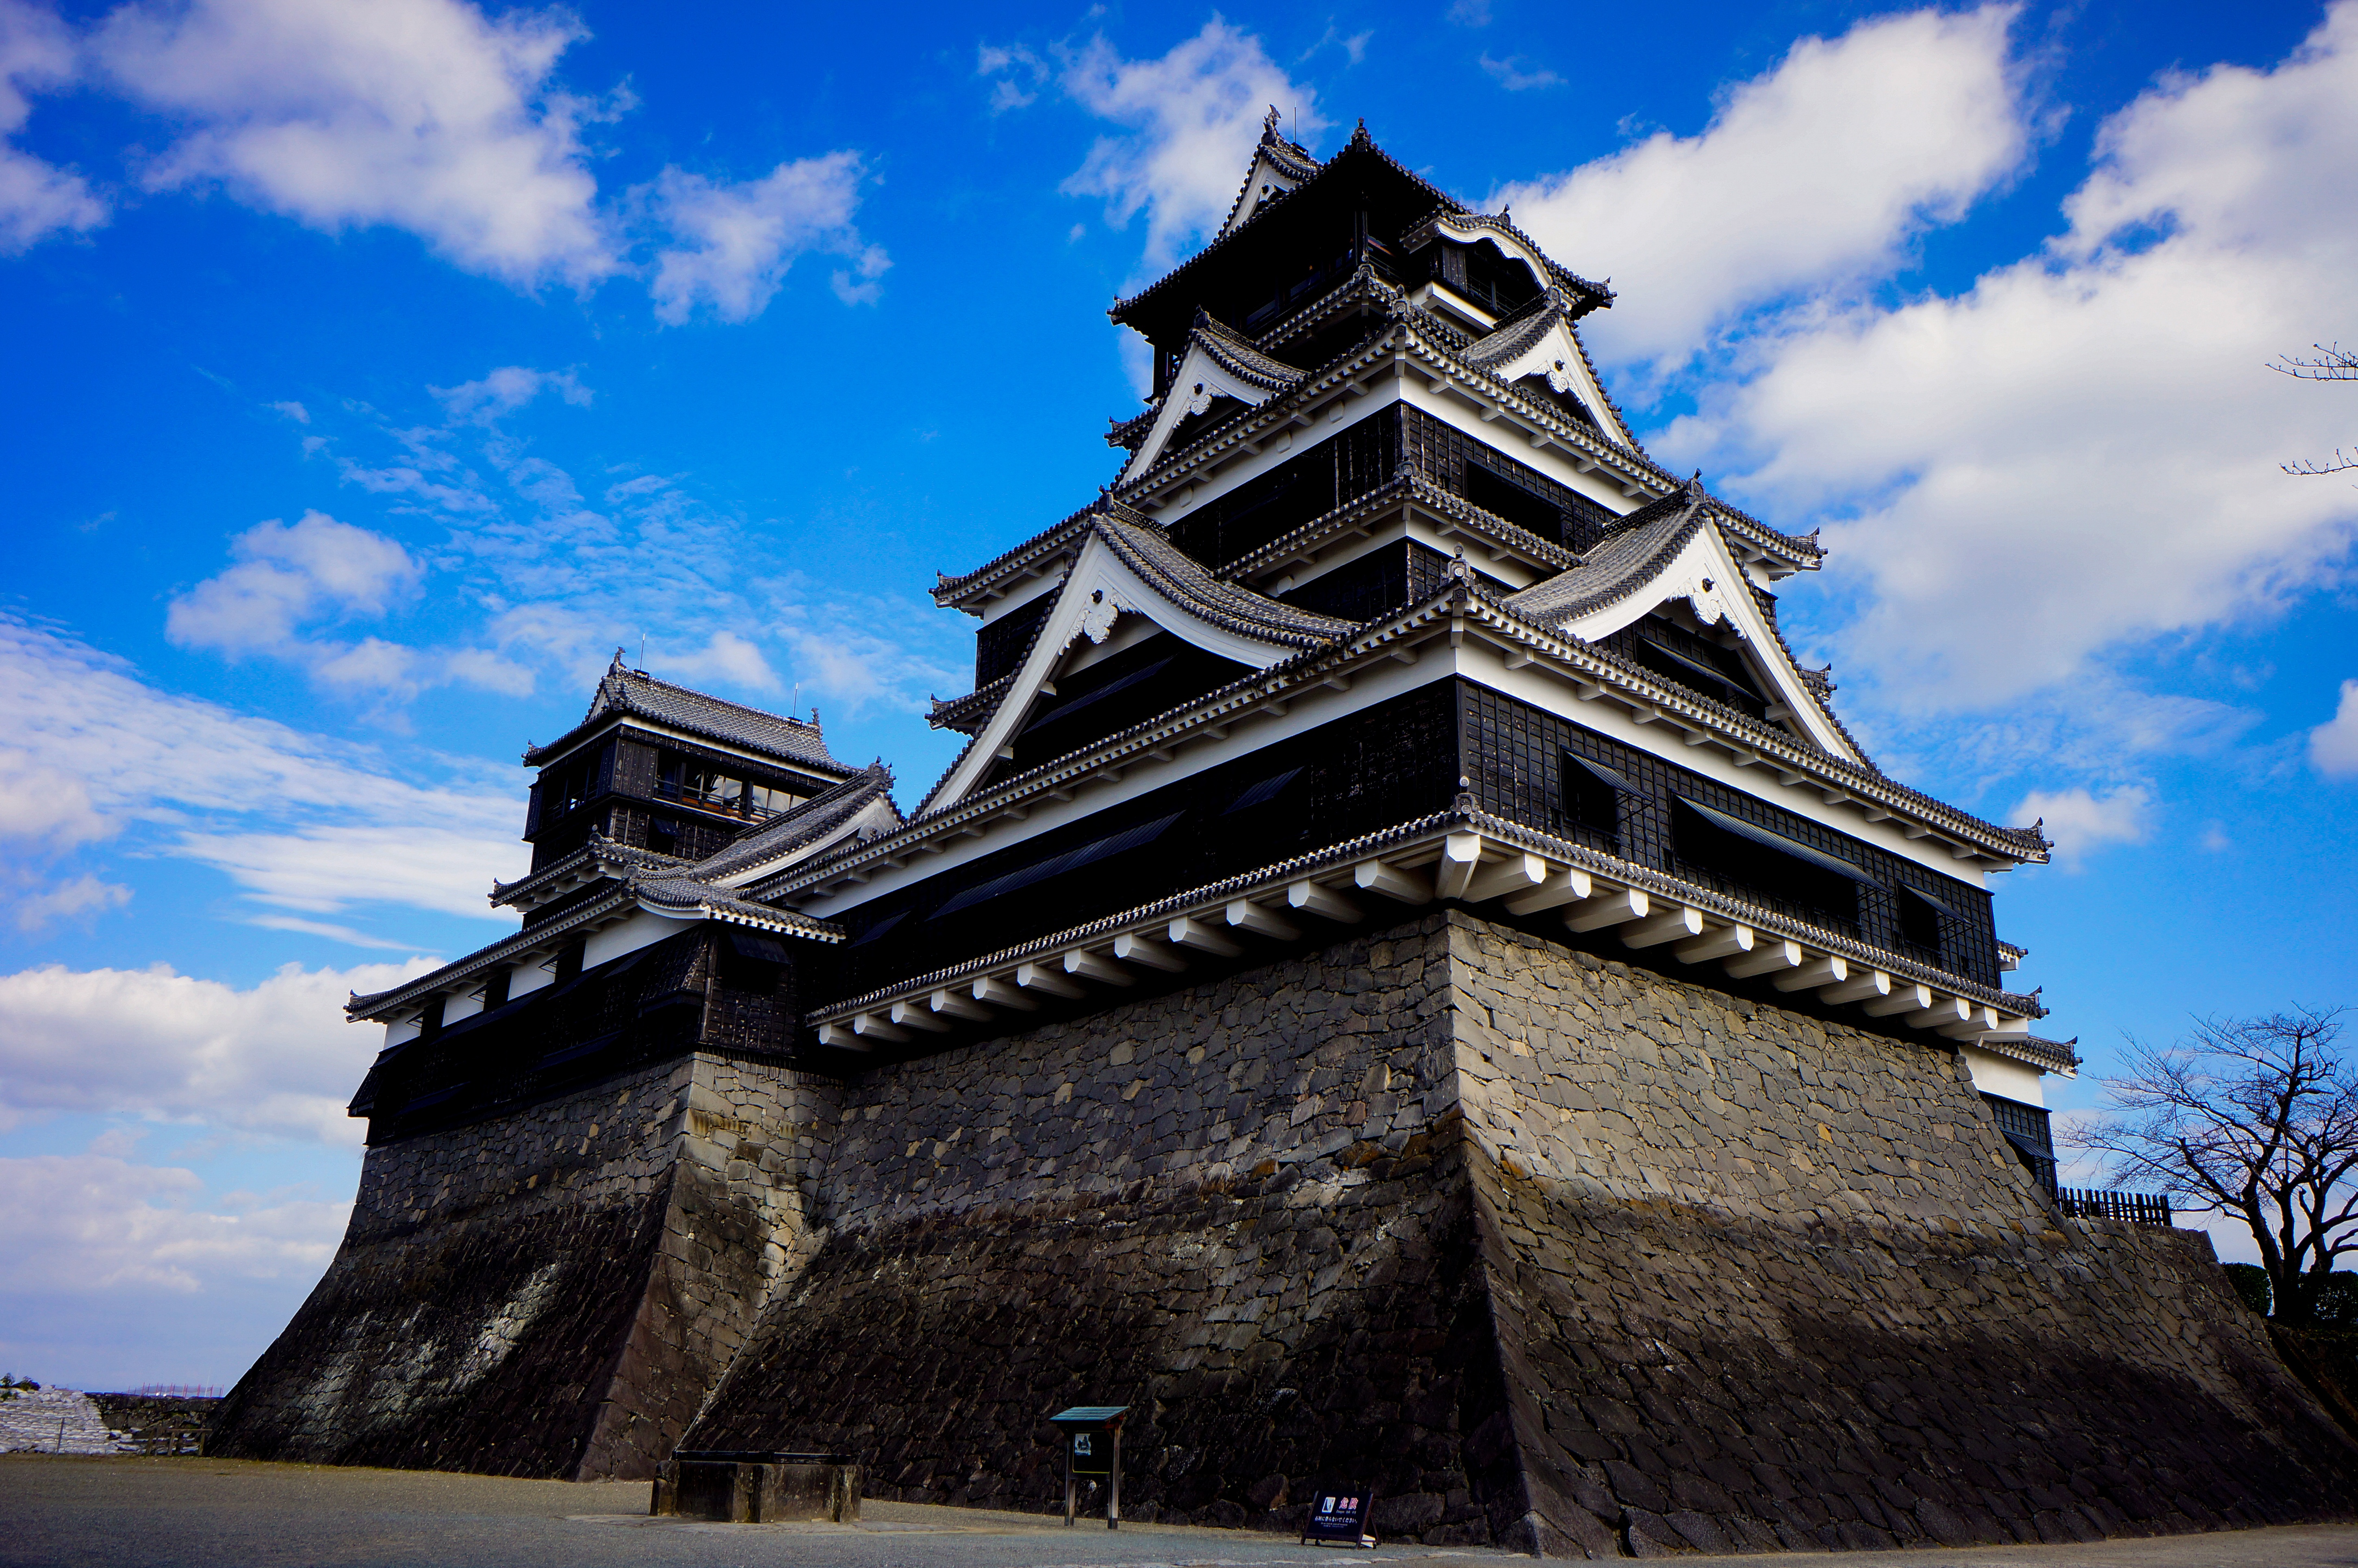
[211,1053,839,1479]
[686,917,1536,1540]
[218,910,2358,1553]
[1445,917,2358,1555]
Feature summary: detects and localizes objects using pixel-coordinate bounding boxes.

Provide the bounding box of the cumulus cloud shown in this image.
[1,613,522,926]
[93,0,615,286]
[2312,679,2358,776]
[1661,2,2358,709]
[0,957,423,1142]
[648,152,887,323]
[658,629,781,693]
[1499,5,2030,368]
[2014,784,2152,866]
[1053,20,1322,271]
[0,0,107,251]
[165,510,533,701]
[0,1148,350,1293]
[166,511,421,654]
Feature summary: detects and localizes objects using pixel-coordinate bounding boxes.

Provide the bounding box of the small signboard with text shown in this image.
[1302,1485,1376,1546]
[1068,1428,1111,1476]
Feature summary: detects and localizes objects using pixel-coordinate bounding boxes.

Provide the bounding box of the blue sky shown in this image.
[2,0,2353,1387]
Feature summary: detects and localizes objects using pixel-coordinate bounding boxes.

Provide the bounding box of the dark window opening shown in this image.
[1673,795,1868,928]
[1167,413,1398,571]
[1620,622,1770,722]
[1225,768,1303,814]
[1984,1093,2058,1192]
[480,969,509,1009]
[1242,247,1358,334]
[1455,240,1543,318]
[976,595,1055,688]
[1465,464,1565,547]
[1561,750,1628,841]
[1000,634,1251,777]
[655,754,799,822]
[418,994,445,1040]
[554,940,585,986]
[931,811,1184,919]
[1898,886,1949,957]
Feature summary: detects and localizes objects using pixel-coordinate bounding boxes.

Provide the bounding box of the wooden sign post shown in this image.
[1047,1405,1129,1530]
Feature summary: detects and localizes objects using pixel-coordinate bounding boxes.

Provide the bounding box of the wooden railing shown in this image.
[2057,1188,2173,1228]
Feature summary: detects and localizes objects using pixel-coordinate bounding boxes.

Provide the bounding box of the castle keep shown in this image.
[211,119,2357,1551]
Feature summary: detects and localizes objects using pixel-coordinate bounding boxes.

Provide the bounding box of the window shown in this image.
[418,994,445,1040]
[480,969,510,1009]
[553,941,585,985]
[931,812,1185,919]
[660,756,750,814]
[745,783,800,817]
[1898,886,1950,956]
[1984,1093,2057,1192]
[1560,751,1628,840]
[1465,464,1563,546]
[1672,795,1871,926]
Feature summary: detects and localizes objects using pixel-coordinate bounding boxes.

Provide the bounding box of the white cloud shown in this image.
[0,1148,350,1293]
[0,0,106,251]
[433,364,590,424]
[0,613,522,926]
[0,745,112,852]
[1660,2,2358,709]
[1447,0,1491,26]
[179,823,518,920]
[1056,20,1322,271]
[1500,5,2030,368]
[657,629,781,694]
[1479,54,1561,92]
[978,42,1046,113]
[0,958,427,1142]
[2014,784,2152,866]
[13,873,131,932]
[166,511,421,655]
[648,152,885,324]
[2312,679,2358,776]
[94,0,616,286]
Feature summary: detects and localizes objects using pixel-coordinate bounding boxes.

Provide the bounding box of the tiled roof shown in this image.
[1397,211,1614,312]
[1458,289,1574,371]
[489,837,692,909]
[692,763,900,881]
[1096,514,1358,647]
[1502,480,1710,628]
[1110,122,1466,325]
[524,653,851,773]
[1218,109,1323,233]
[1190,309,1307,390]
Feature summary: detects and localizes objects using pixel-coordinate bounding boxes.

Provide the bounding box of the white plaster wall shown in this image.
[1961,1046,2046,1106]
[586,909,692,967]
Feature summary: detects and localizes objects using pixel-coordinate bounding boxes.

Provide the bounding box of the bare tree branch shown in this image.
[2066,1007,2356,1322]
[2283,451,2358,477]
[2272,343,2358,380]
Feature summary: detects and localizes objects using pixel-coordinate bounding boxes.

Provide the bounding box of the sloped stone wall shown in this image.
[210,1053,838,1479]
[684,917,1537,1541]
[1445,916,2358,1555]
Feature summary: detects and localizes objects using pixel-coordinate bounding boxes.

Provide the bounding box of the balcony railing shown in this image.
[2057,1188,2174,1228]
[654,783,789,823]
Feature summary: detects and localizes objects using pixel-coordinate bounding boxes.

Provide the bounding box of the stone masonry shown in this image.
[216,911,2358,1552]
[211,1053,836,1479]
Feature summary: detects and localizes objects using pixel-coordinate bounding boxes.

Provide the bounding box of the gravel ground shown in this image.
[2,1457,2355,1568]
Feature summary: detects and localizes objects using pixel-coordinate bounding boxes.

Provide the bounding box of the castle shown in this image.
[211,118,2355,1553]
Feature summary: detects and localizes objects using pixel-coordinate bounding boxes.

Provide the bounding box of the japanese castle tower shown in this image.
[213,120,2353,1553]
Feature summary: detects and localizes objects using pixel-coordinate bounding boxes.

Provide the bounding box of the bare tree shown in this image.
[2071,1007,2358,1322]
[2272,344,2358,476]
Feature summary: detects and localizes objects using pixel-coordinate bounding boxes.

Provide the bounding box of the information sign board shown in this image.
[1068,1429,1111,1476]
[1302,1485,1376,1546]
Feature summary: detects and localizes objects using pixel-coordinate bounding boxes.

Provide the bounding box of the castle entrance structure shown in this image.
[211,118,2357,1553]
